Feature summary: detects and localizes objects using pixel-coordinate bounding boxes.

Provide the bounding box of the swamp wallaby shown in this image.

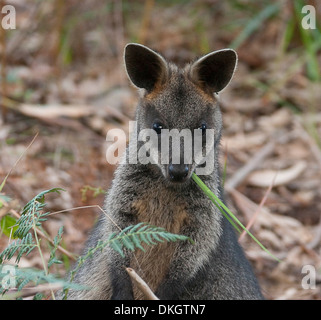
[65,43,263,300]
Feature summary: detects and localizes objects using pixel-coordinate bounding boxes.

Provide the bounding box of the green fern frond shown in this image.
[14,188,65,239]
[48,226,64,268]
[63,222,192,299]
[0,265,85,298]
[192,173,280,262]
[107,223,193,258]
[0,234,36,264]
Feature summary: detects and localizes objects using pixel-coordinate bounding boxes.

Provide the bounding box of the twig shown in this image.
[0,199,19,219]
[0,282,63,300]
[0,132,39,192]
[126,267,159,300]
[48,204,122,232]
[227,187,268,224]
[50,205,150,284]
[31,207,55,299]
[239,173,276,241]
[227,188,282,261]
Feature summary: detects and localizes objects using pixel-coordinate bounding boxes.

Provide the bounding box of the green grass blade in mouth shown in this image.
[192,173,280,262]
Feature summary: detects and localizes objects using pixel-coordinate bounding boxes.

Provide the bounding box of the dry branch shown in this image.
[239,175,275,241]
[126,267,159,300]
[0,282,63,300]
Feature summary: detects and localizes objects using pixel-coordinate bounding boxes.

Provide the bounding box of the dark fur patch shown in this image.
[145,65,216,106]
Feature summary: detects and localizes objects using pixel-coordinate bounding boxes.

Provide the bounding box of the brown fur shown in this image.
[145,80,165,101]
[145,66,216,105]
[130,189,189,299]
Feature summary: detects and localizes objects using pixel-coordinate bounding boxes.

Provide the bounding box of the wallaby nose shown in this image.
[168,164,189,182]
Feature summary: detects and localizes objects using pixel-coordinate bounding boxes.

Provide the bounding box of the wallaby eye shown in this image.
[152,122,163,134]
[199,123,207,135]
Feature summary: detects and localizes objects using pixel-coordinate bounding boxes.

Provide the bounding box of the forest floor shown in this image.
[0,0,320,299]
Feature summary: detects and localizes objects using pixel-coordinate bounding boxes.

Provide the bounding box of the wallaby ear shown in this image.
[190,49,238,93]
[124,43,167,93]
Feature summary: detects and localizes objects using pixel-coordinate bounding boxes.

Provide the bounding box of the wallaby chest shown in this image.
[130,186,190,299]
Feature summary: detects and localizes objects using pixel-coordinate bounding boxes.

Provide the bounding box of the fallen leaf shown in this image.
[247,161,307,187]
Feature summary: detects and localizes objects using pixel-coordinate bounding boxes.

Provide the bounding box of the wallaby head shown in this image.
[124,43,237,184]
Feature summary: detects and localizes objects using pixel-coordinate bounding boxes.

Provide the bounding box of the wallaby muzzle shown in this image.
[168,163,189,183]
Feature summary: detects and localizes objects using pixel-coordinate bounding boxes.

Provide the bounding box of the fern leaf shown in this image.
[107,223,191,257]
[151,232,164,243]
[139,232,149,245]
[0,234,36,264]
[48,226,64,269]
[14,188,65,239]
[131,234,145,252]
[128,222,145,233]
[109,238,125,257]
[122,235,136,251]
[0,265,86,296]
[146,231,157,245]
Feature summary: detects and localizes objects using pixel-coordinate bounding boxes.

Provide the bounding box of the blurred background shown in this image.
[0,0,320,299]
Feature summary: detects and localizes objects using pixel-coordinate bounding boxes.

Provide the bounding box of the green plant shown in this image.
[63,222,192,299]
[192,173,280,262]
[80,185,106,202]
[0,189,192,300]
[292,0,321,82]
[230,2,280,50]
[0,188,70,299]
